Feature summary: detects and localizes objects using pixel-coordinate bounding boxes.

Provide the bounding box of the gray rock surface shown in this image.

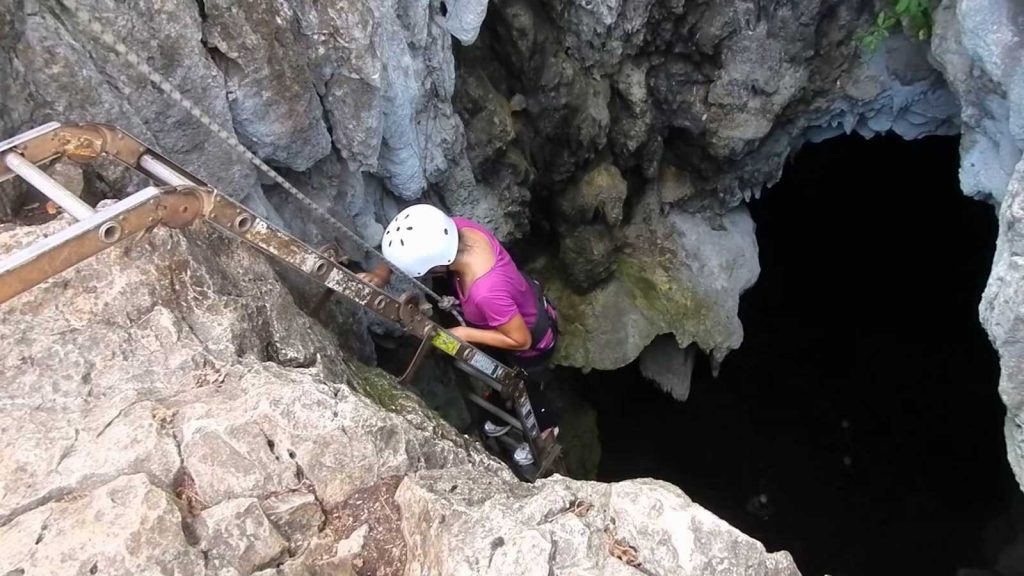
[932,0,1024,203]
[981,158,1024,491]
[0,474,204,575]
[639,335,697,401]
[0,216,795,573]
[397,466,801,575]
[194,498,288,575]
[941,0,1024,496]
[1,0,479,226]
[0,0,274,217]
[262,491,325,555]
[460,0,959,215]
[0,217,501,572]
[202,0,332,172]
[535,190,760,372]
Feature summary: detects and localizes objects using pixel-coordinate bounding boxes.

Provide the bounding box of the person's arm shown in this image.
[356,262,392,289]
[449,314,532,351]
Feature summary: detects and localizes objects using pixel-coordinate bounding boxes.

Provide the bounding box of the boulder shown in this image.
[558,221,619,291]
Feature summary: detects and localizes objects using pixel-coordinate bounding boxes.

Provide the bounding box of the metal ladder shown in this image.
[0,121,563,481]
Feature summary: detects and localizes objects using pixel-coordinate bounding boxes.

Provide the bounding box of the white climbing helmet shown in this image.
[381,204,459,277]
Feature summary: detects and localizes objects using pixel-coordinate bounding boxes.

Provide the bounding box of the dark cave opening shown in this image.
[579,134,1016,576]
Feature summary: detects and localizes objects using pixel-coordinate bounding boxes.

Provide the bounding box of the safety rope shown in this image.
[52,0,465,324]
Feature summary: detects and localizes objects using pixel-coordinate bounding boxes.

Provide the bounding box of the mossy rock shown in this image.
[346,362,417,414]
[533,202,757,372]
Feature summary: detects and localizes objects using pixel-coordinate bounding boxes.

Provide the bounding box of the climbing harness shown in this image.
[0,123,563,481]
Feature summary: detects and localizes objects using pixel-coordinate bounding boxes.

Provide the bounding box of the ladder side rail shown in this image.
[0,186,202,303]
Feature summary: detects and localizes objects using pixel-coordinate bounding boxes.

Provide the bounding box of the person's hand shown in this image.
[356,271,386,289]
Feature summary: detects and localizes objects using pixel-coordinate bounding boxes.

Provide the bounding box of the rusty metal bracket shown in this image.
[399,326,436,386]
[0,185,208,304]
[0,122,202,188]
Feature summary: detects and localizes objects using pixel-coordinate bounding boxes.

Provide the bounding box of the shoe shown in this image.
[513,443,535,466]
[483,420,511,437]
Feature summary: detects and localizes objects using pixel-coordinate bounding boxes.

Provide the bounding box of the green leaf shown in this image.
[877,10,888,26]
[896,0,910,15]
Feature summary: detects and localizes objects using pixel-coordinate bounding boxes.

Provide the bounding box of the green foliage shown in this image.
[857,0,933,53]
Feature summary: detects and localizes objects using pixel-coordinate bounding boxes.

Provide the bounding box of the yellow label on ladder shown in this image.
[431,331,461,356]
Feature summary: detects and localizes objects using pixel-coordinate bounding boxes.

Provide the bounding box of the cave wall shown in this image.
[452,0,968,377]
[932,0,1024,493]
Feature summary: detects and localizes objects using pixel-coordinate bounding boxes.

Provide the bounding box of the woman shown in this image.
[358,204,558,466]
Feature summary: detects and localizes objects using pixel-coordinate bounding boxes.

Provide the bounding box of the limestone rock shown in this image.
[0,0,276,217]
[202,0,332,172]
[539,0,655,74]
[652,163,695,206]
[456,69,517,171]
[537,193,760,372]
[0,216,504,573]
[948,0,1024,495]
[639,335,697,401]
[397,466,801,576]
[556,163,629,227]
[262,491,325,555]
[558,221,619,291]
[981,158,1024,491]
[468,0,962,210]
[0,474,203,575]
[443,0,489,44]
[932,0,1024,202]
[440,152,533,242]
[2,0,477,238]
[194,498,288,575]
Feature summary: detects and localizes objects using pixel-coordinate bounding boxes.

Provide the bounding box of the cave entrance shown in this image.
[579,134,1017,576]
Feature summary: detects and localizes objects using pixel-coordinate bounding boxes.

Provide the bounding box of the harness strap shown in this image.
[523,274,557,350]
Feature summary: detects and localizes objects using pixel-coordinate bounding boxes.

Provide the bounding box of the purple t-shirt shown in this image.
[452,217,554,354]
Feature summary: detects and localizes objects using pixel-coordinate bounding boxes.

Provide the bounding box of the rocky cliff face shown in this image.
[456,0,962,377]
[0,216,800,575]
[4,0,1024,568]
[954,0,1024,494]
[0,0,964,382]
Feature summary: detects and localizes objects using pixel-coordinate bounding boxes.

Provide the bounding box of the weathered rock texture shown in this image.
[398,467,799,576]
[0,0,973,382]
[0,219,800,575]
[535,191,759,372]
[940,0,1024,495]
[640,335,698,401]
[450,0,963,374]
[0,0,477,233]
[0,216,493,573]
